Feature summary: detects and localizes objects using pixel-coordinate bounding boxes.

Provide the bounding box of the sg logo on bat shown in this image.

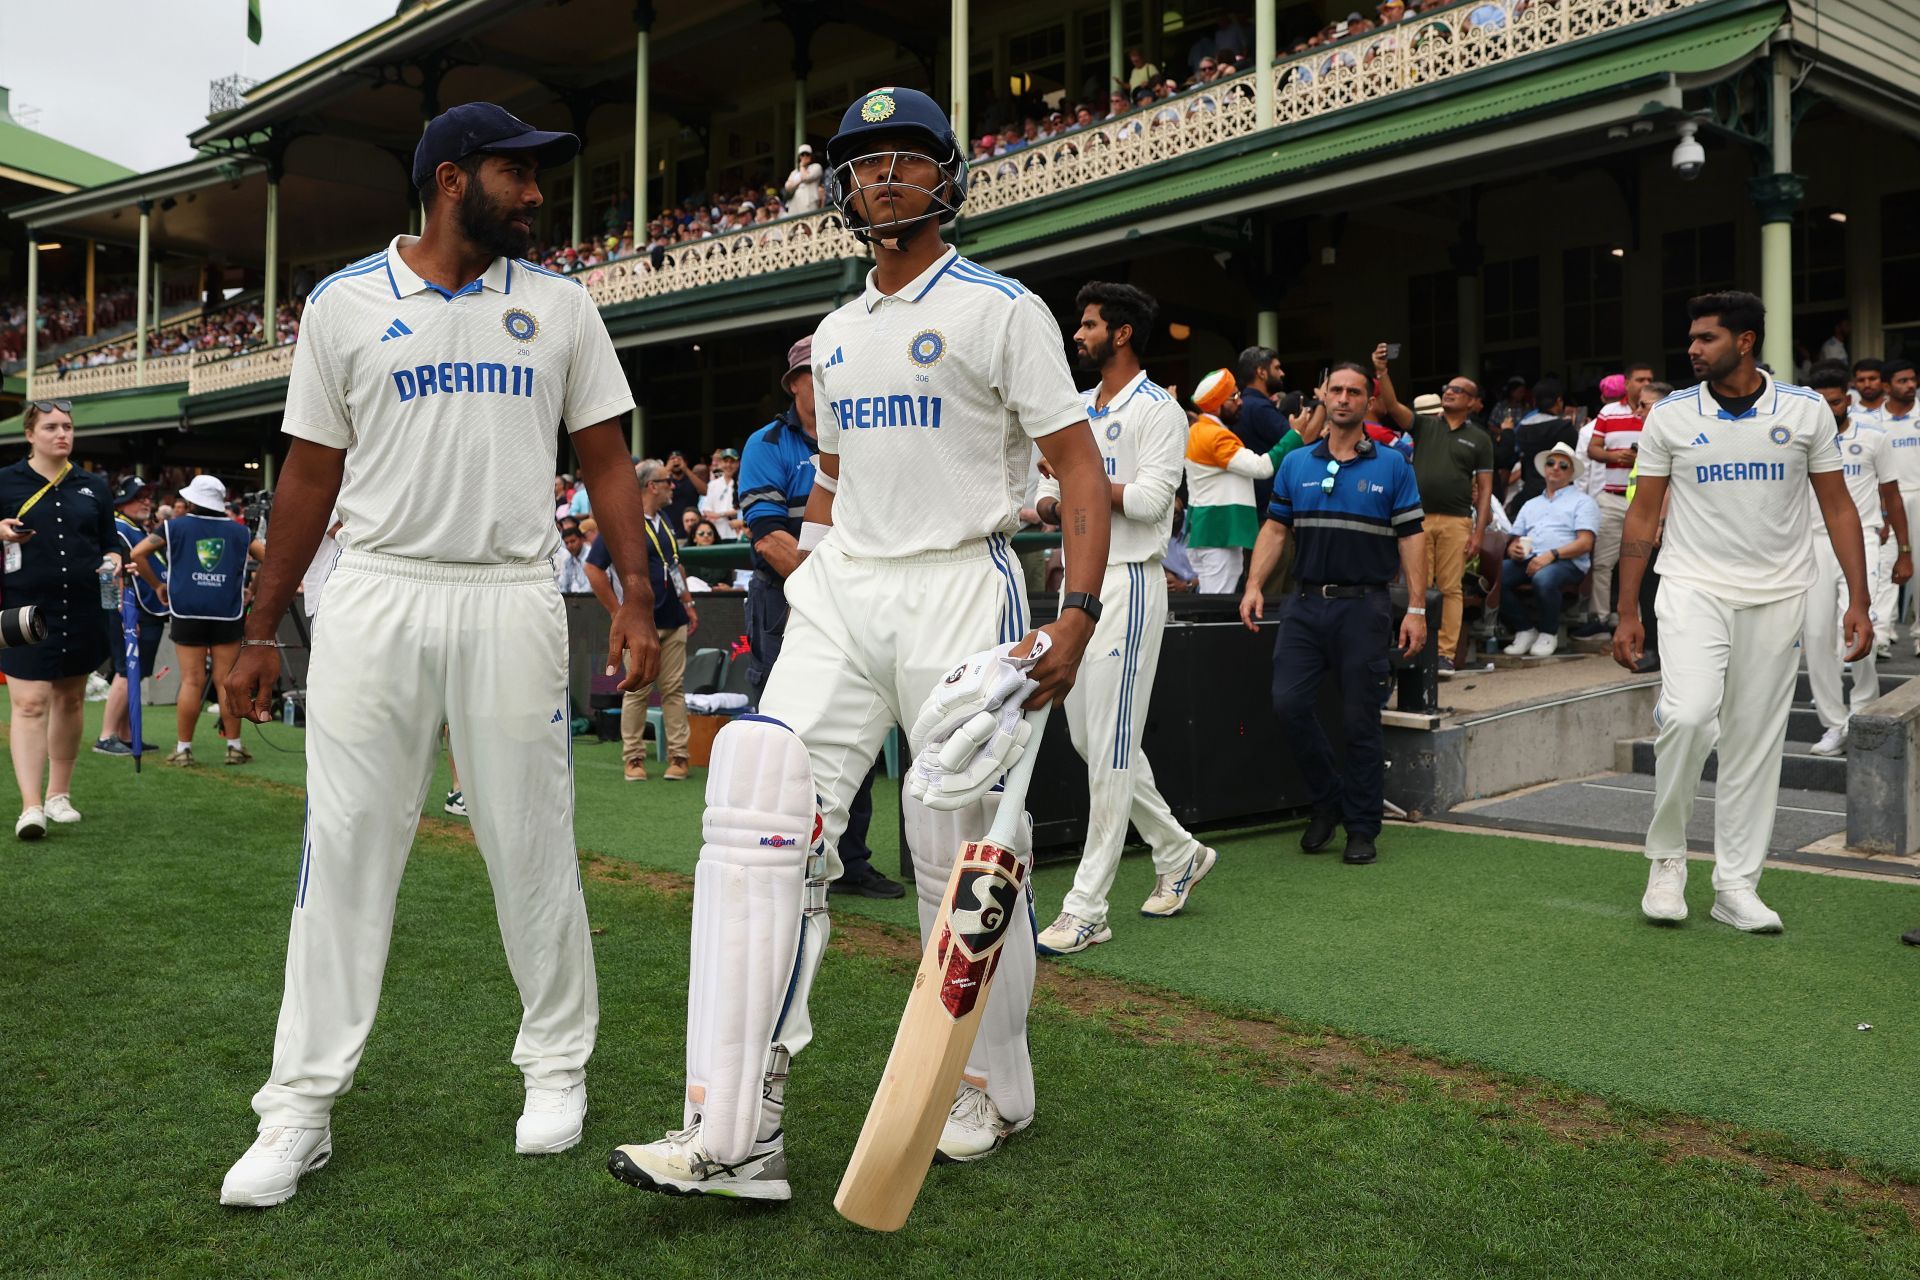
[934,844,1026,1019]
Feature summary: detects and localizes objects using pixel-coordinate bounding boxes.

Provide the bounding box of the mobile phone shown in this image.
[1319,366,1328,386]
[1384,343,1402,360]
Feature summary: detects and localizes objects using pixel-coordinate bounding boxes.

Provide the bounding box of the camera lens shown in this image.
[0,606,48,649]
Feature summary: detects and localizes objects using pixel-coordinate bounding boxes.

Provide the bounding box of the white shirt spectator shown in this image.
[698,472,739,538]
[785,157,824,213]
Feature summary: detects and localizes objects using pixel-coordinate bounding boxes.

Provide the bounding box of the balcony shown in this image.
[32,352,193,397]
[186,341,296,399]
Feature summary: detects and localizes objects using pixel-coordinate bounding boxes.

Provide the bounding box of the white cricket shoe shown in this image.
[1911,636,1920,659]
[607,1122,790,1201]
[15,807,45,841]
[1503,629,1539,656]
[219,1125,332,1207]
[43,794,81,824]
[1528,631,1559,658]
[1141,846,1217,917]
[1809,726,1847,757]
[934,1081,1032,1164]
[1711,887,1784,933]
[1036,911,1111,956]
[516,1083,586,1154]
[1641,858,1688,922]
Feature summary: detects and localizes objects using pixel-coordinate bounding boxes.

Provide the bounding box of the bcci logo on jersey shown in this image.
[908,330,945,366]
[502,308,539,342]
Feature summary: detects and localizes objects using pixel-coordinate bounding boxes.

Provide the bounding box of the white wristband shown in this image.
[797,521,830,552]
[1407,607,1427,616]
[810,457,837,493]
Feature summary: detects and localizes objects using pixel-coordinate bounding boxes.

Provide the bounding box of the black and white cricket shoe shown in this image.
[608,1123,790,1201]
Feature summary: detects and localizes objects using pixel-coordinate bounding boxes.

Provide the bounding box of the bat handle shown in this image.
[982,705,1050,848]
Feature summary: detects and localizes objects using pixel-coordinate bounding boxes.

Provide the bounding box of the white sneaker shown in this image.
[1503,629,1539,656]
[43,794,81,824]
[516,1083,586,1154]
[1911,636,1920,659]
[1141,846,1217,917]
[607,1121,790,1201]
[1710,886,1784,933]
[219,1125,332,1207]
[1528,631,1559,658]
[1876,643,1892,661]
[15,807,46,841]
[934,1080,1032,1163]
[1809,726,1847,757]
[1036,910,1111,956]
[1641,858,1688,922]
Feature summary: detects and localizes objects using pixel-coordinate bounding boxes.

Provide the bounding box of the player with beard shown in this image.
[217,103,660,1206]
[1033,281,1219,954]
[609,86,1111,1201]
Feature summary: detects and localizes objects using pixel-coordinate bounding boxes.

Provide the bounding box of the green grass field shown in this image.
[3,697,1918,1277]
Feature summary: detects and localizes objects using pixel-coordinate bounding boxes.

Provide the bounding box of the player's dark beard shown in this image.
[1074,337,1111,373]
[458,181,533,259]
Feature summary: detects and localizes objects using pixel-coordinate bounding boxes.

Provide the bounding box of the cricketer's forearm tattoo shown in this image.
[1073,508,1088,536]
[1621,540,1654,560]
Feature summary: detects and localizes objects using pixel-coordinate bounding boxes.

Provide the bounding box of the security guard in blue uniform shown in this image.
[736,335,901,900]
[1239,362,1429,865]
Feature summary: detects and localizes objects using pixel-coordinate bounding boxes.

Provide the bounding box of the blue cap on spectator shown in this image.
[113,476,150,505]
[412,103,580,189]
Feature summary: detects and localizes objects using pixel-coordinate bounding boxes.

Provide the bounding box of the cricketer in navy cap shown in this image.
[411,102,580,190]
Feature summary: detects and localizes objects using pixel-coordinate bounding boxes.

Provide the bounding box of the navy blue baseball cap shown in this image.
[412,103,580,189]
[113,476,151,504]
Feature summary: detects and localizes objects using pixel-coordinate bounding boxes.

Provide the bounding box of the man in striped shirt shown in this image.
[1583,362,1653,632]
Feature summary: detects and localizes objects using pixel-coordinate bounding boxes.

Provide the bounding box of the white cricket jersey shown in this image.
[282,236,635,564]
[1035,370,1186,563]
[1879,406,1920,492]
[1636,373,1842,607]
[812,246,1084,559]
[1811,419,1891,531]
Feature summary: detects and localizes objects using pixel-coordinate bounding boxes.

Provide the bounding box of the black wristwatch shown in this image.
[1061,591,1103,623]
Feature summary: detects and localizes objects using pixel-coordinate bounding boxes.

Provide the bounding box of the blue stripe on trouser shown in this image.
[990,535,1022,642]
[1112,564,1143,768]
[296,798,312,907]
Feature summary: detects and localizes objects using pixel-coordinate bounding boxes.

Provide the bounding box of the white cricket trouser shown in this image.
[1589,490,1629,622]
[1900,491,1920,636]
[1873,527,1898,647]
[757,534,1037,1120]
[1190,544,1244,594]
[1645,579,1802,892]
[1804,533,1879,732]
[252,551,595,1129]
[1060,559,1201,925]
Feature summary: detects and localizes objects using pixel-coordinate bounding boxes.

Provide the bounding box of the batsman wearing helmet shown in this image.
[608,86,1111,1200]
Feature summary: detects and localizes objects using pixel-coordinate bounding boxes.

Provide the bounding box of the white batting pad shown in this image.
[902,789,1037,1123]
[685,716,818,1164]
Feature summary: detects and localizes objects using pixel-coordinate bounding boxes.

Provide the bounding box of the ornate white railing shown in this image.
[581,210,861,311]
[30,352,193,397]
[147,0,1703,398]
[187,341,297,397]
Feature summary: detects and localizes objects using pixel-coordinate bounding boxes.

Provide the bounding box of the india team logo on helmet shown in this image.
[859,91,896,123]
[502,308,539,343]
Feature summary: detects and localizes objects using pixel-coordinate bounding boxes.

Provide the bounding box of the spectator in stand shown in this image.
[1105,90,1131,120]
[698,447,741,539]
[1819,317,1851,366]
[664,449,705,529]
[1122,47,1160,91]
[1508,379,1577,509]
[1488,376,1530,435]
[1500,442,1598,657]
[554,518,591,593]
[1184,369,1302,593]
[736,336,900,898]
[1372,344,1492,676]
[690,520,721,546]
[586,458,694,783]
[1233,345,1300,516]
[1582,362,1653,634]
[568,477,592,518]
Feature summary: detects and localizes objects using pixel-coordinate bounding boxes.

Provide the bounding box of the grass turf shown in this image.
[3,729,1918,1277]
[215,706,1920,1174]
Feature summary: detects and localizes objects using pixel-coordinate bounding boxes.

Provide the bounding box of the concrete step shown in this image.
[1620,736,1845,794]
[1793,671,1909,704]
[1788,706,1828,743]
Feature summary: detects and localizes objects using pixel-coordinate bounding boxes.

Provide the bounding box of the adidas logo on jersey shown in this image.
[1691,431,1711,446]
[380,318,414,342]
[822,345,845,371]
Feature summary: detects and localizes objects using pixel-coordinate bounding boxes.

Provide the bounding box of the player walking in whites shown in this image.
[1033,282,1217,955]
[1615,291,1868,933]
[608,86,1111,1200]
[216,103,661,1206]
[1802,363,1910,757]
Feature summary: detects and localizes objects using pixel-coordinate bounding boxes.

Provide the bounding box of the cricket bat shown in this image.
[833,705,1051,1232]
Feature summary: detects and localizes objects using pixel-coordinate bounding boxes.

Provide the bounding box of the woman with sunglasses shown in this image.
[0,400,122,838]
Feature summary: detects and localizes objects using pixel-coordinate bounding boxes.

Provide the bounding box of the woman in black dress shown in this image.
[0,401,121,839]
